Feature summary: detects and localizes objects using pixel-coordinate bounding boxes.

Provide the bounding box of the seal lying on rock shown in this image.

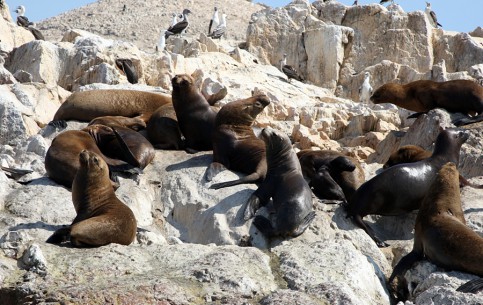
[389,163,483,296]
[347,128,469,247]
[88,115,146,131]
[206,94,270,189]
[146,103,185,150]
[47,150,137,247]
[243,128,315,239]
[370,80,483,126]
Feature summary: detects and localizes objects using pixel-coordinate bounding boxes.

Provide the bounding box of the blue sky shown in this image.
[5,0,482,33]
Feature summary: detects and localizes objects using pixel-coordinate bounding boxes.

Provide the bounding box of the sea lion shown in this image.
[46,150,137,247]
[243,128,315,239]
[53,89,171,123]
[384,144,483,189]
[370,80,483,126]
[171,74,218,151]
[83,124,155,169]
[297,149,365,203]
[389,162,483,296]
[115,58,139,84]
[206,94,270,189]
[88,115,146,131]
[347,128,469,247]
[45,129,138,188]
[146,103,185,150]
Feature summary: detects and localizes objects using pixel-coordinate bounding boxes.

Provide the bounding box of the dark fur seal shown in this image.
[88,115,146,131]
[146,103,185,150]
[206,95,270,189]
[297,150,365,203]
[47,150,137,247]
[347,129,469,247]
[171,74,218,152]
[389,163,483,295]
[370,80,483,126]
[243,128,315,239]
[53,89,171,123]
[115,59,139,84]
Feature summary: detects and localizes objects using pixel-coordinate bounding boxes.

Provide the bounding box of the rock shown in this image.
[20,244,47,275]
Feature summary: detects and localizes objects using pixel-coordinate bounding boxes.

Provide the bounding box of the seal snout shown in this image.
[79,150,90,164]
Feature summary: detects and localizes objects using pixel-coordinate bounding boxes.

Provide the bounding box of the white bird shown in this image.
[359,72,373,104]
[170,13,178,27]
[157,30,168,52]
[208,14,227,39]
[166,9,191,39]
[425,2,442,28]
[208,7,220,35]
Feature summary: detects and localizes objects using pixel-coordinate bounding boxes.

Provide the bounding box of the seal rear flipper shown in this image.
[210,172,261,190]
[111,127,141,168]
[459,175,483,189]
[48,120,67,130]
[453,114,483,126]
[46,226,71,244]
[252,215,276,238]
[352,214,389,247]
[205,162,227,182]
[456,278,483,294]
[388,250,423,283]
[108,163,143,176]
[291,211,316,237]
[407,112,426,119]
[243,194,261,221]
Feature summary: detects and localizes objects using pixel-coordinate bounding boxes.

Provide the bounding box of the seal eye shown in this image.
[93,157,100,166]
[254,101,262,108]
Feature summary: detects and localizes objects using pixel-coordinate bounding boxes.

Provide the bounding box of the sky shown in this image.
[5,0,482,33]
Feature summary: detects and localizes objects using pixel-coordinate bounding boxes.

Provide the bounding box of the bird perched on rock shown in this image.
[15,5,44,40]
[156,30,172,52]
[359,72,373,104]
[379,0,395,5]
[280,53,304,83]
[208,14,227,39]
[170,13,178,27]
[425,2,442,28]
[208,7,220,35]
[166,9,191,39]
[352,0,358,5]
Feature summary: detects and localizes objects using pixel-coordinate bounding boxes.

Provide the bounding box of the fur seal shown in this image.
[389,163,483,296]
[347,128,469,247]
[45,129,138,188]
[46,150,137,247]
[88,115,146,131]
[206,94,270,189]
[370,80,483,126]
[53,89,171,123]
[115,59,139,84]
[171,74,218,152]
[297,150,365,203]
[243,128,315,239]
[146,103,185,150]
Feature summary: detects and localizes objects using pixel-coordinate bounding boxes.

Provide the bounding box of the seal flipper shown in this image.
[210,172,262,189]
[46,226,71,244]
[243,194,261,221]
[388,250,424,283]
[456,278,483,294]
[407,112,426,119]
[252,215,276,238]
[111,127,141,168]
[459,175,483,189]
[205,162,227,182]
[290,211,316,237]
[352,214,389,247]
[48,120,67,129]
[453,114,483,126]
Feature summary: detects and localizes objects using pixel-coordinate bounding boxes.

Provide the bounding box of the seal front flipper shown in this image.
[206,162,227,182]
[210,172,262,190]
[46,226,71,244]
[388,250,423,283]
[244,194,261,221]
[48,120,67,129]
[111,127,141,168]
[352,214,389,247]
[453,114,483,126]
[291,211,316,237]
[456,278,483,294]
[407,112,426,119]
[252,215,276,238]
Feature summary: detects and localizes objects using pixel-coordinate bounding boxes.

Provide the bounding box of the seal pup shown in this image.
[297,149,365,203]
[359,71,373,104]
[370,80,483,126]
[425,2,442,28]
[243,128,315,239]
[146,103,184,150]
[88,115,146,131]
[206,95,270,189]
[53,89,171,123]
[347,128,469,247]
[389,163,483,295]
[208,7,219,35]
[115,59,138,84]
[47,150,137,247]
[171,74,218,152]
[208,14,227,40]
[166,9,191,38]
[280,53,304,83]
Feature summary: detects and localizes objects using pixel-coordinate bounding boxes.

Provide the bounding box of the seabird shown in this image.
[359,72,373,104]
[352,0,358,5]
[122,4,127,13]
[166,9,191,39]
[156,30,173,52]
[208,7,220,35]
[15,5,45,40]
[280,53,304,83]
[379,0,395,5]
[425,2,442,28]
[208,14,227,40]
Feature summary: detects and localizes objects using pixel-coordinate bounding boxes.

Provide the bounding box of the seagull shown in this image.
[208,7,220,35]
[425,2,442,28]
[208,14,227,39]
[359,72,373,104]
[280,53,304,83]
[166,9,191,39]
[15,5,45,40]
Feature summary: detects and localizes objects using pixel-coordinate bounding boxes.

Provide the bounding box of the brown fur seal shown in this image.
[389,162,483,295]
[370,80,483,126]
[45,130,138,188]
[171,74,218,152]
[384,144,483,189]
[146,103,185,150]
[115,58,138,84]
[243,128,315,239]
[206,94,270,189]
[53,89,171,123]
[46,150,137,247]
[88,115,146,131]
[347,129,469,247]
[297,150,365,203]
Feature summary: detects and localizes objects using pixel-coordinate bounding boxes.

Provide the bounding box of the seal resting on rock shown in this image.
[389,163,483,296]
[171,74,218,152]
[53,89,171,123]
[206,94,270,189]
[347,128,469,247]
[88,115,146,131]
[243,128,315,239]
[47,150,137,247]
[146,103,185,150]
[370,80,483,126]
